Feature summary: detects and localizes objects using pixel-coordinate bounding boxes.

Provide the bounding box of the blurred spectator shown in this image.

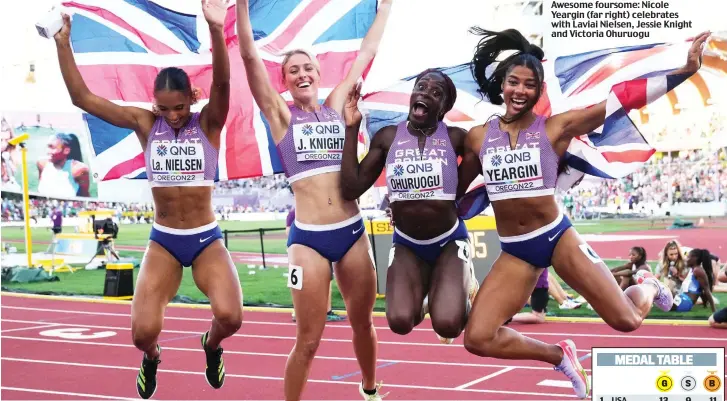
[556,147,727,218]
[50,207,63,234]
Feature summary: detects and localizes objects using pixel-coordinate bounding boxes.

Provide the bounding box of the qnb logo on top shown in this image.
[156,145,168,157]
[309,124,340,136]
[491,154,502,167]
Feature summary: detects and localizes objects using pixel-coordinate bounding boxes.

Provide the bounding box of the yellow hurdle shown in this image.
[34,257,75,274]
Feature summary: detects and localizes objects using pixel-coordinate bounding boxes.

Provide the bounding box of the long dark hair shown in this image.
[469,27,545,123]
[689,248,715,306]
[56,133,83,162]
[154,67,192,96]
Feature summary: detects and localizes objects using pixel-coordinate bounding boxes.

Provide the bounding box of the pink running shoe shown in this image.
[554,340,590,399]
[635,270,674,312]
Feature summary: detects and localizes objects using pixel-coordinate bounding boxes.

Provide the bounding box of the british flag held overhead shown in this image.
[62,0,378,182]
[358,40,697,219]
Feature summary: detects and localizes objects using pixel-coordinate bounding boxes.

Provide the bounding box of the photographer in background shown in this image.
[96,216,120,261]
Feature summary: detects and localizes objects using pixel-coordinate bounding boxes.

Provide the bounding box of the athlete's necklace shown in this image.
[408,121,437,161]
[407,121,437,137]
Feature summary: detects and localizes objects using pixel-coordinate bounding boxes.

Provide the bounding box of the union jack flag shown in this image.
[358,40,697,218]
[62,0,378,182]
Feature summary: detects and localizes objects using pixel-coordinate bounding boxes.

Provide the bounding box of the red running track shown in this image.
[0,294,721,400]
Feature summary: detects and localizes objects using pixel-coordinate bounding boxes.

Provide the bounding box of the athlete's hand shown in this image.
[684,31,710,73]
[54,13,72,45]
[385,207,394,227]
[344,81,363,128]
[202,0,229,29]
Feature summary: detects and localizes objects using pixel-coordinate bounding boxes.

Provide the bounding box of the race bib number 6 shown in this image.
[288,265,303,290]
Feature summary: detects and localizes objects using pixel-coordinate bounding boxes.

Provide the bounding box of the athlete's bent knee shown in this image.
[349,315,374,335]
[463,327,497,357]
[386,310,416,335]
[131,321,161,351]
[431,315,465,339]
[215,307,243,333]
[293,338,321,361]
[604,313,640,333]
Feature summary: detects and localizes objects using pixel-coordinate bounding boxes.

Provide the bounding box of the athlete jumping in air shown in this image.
[341,70,479,344]
[456,27,708,399]
[54,1,241,398]
[235,0,392,399]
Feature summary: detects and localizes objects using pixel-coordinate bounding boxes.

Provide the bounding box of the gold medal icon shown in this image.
[656,371,674,392]
[703,371,722,392]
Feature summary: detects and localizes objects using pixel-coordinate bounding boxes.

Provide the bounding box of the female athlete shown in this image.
[54,1,240,398]
[37,132,90,197]
[456,28,709,399]
[671,248,717,314]
[341,70,478,344]
[235,0,391,399]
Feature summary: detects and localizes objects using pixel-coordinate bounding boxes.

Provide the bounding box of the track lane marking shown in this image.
[455,367,517,390]
[1,357,578,398]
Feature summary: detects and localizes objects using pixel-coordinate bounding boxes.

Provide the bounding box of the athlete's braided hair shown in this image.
[469,27,544,123]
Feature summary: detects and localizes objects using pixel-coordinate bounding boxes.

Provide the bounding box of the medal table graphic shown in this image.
[592,348,724,401]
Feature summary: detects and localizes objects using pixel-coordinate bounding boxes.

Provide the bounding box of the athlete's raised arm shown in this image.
[325,0,393,115]
[235,0,290,139]
[54,14,155,138]
[340,83,393,200]
[547,31,709,147]
[199,0,231,140]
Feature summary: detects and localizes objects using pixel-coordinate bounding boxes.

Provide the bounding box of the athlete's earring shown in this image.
[151,102,160,116]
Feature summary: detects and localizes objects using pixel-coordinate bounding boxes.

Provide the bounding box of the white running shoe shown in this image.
[554,339,590,399]
[421,295,429,319]
[559,299,582,310]
[635,271,674,312]
[359,381,386,400]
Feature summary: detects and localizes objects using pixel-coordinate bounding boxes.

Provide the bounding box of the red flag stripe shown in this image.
[103,152,145,180]
[601,148,655,163]
[611,78,648,112]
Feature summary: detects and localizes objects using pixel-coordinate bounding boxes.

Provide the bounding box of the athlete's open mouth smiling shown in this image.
[411,100,430,119]
[511,97,528,112]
